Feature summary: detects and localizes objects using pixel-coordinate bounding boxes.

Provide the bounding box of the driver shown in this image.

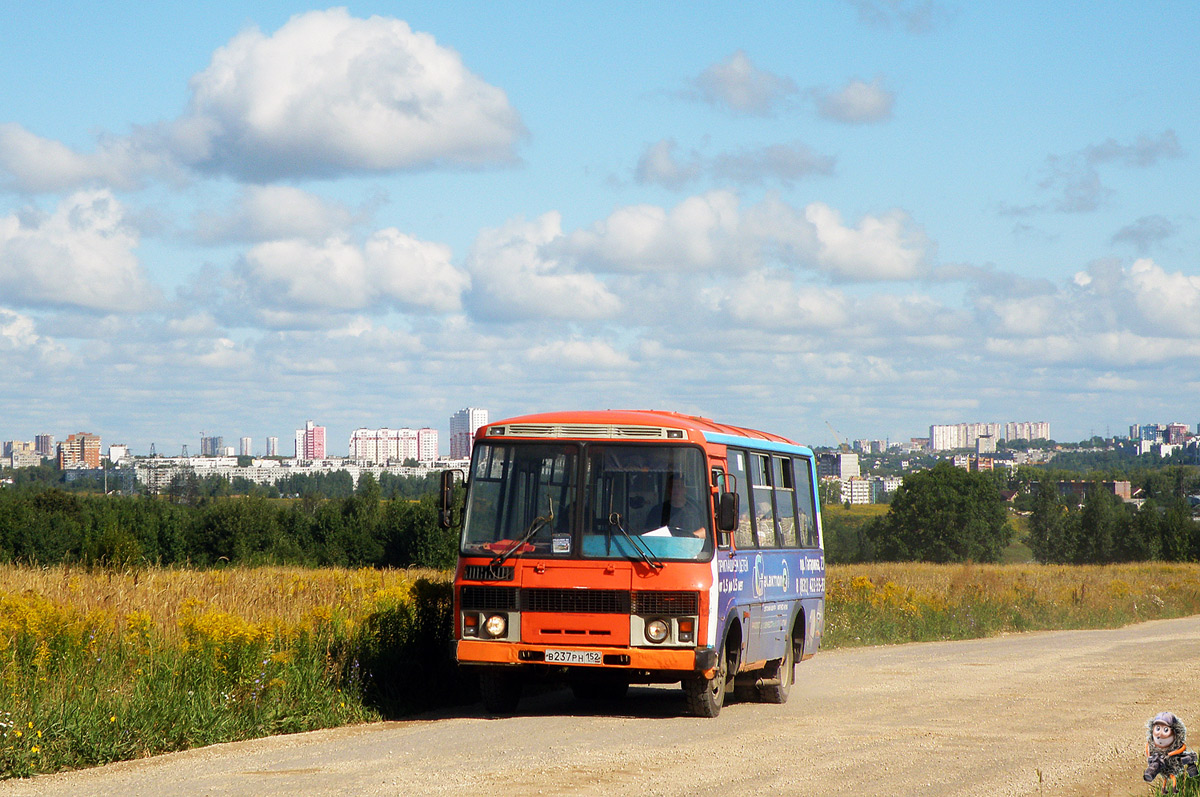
[644,473,707,538]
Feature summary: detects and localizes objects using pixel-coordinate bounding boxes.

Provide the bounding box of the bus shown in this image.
[439,410,825,717]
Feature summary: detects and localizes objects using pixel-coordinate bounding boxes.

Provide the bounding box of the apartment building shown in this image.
[295,421,326,460]
[348,427,439,464]
[57,432,101,469]
[450,407,489,459]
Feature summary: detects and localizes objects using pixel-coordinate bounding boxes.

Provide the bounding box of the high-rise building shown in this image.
[1004,421,1051,443]
[4,441,34,459]
[239,437,253,456]
[450,408,489,459]
[930,422,1005,451]
[57,433,101,469]
[816,452,859,480]
[931,421,1050,451]
[349,427,439,464]
[34,435,54,457]
[266,436,278,457]
[418,428,439,461]
[295,421,326,460]
[200,436,223,457]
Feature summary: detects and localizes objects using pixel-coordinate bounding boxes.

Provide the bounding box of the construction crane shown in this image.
[824,420,850,453]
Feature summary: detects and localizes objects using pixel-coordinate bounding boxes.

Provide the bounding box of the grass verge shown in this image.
[824,562,1200,648]
[0,566,457,778]
[4,562,1200,780]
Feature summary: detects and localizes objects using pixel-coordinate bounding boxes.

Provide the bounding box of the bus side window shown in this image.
[794,455,818,548]
[774,456,798,547]
[728,450,755,549]
[750,453,778,548]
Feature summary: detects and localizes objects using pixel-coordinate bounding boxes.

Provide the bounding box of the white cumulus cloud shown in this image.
[242,229,467,314]
[0,123,177,193]
[805,202,926,280]
[689,51,797,116]
[564,192,927,281]
[526,338,631,370]
[194,186,357,243]
[172,8,525,180]
[813,77,894,124]
[635,139,703,190]
[0,10,524,191]
[710,273,850,330]
[465,212,621,322]
[565,191,754,273]
[0,191,158,312]
[1123,257,1200,336]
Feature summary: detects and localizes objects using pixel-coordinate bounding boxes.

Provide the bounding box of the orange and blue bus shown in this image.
[440,410,825,717]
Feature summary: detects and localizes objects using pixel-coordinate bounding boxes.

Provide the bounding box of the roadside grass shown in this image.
[0,566,457,778]
[5,562,1200,780]
[823,562,1200,648]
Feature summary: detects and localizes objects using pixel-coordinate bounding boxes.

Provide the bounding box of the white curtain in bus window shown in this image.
[750,453,778,548]
[793,455,818,547]
[773,456,798,547]
[728,450,755,549]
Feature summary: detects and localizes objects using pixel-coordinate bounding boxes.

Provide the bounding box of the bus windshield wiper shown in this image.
[607,512,663,570]
[491,497,554,568]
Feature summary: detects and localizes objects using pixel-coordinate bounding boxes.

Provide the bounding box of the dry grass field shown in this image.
[4,561,1200,781]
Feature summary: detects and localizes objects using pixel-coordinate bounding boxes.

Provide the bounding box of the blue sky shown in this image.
[2,1,1198,455]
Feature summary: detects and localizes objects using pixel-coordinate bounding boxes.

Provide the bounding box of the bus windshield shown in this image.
[461,442,577,557]
[460,441,712,562]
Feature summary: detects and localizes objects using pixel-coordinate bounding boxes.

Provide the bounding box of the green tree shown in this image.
[1028,483,1075,563]
[869,463,1011,562]
[1075,483,1129,563]
[383,495,457,569]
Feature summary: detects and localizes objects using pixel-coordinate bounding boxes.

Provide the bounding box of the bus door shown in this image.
[720,449,786,666]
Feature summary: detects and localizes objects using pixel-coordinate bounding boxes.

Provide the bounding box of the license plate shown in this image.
[545,649,602,665]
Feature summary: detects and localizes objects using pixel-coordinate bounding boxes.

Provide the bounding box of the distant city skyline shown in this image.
[2,5,1198,452]
[6,412,1198,464]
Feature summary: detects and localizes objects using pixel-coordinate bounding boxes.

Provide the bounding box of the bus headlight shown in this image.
[645,618,670,643]
[484,613,508,638]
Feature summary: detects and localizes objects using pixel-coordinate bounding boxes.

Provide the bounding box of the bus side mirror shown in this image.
[716,491,738,534]
[438,470,457,529]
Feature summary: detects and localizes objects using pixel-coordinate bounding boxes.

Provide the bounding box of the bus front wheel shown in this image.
[683,643,729,718]
[479,669,522,716]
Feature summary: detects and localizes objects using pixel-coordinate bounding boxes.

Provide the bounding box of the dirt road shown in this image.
[7,615,1198,797]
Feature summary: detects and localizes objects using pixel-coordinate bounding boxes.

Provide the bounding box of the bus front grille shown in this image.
[521,588,631,614]
[462,564,514,582]
[460,585,519,611]
[632,590,700,616]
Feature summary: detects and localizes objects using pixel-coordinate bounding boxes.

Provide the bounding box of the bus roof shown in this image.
[479,409,801,447]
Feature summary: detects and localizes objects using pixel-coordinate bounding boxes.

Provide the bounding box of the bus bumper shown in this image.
[458,639,714,673]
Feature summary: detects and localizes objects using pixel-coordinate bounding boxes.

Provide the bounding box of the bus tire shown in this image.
[683,641,729,718]
[479,669,522,715]
[758,639,794,704]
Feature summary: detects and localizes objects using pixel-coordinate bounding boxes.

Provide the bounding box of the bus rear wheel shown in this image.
[479,669,523,716]
[683,643,729,718]
[758,639,794,704]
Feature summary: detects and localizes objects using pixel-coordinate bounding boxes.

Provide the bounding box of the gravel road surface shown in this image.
[6,615,1197,797]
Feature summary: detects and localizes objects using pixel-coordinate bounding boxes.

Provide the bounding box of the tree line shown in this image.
[824,462,1200,565]
[6,459,1200,568]
[0,474,457,569]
